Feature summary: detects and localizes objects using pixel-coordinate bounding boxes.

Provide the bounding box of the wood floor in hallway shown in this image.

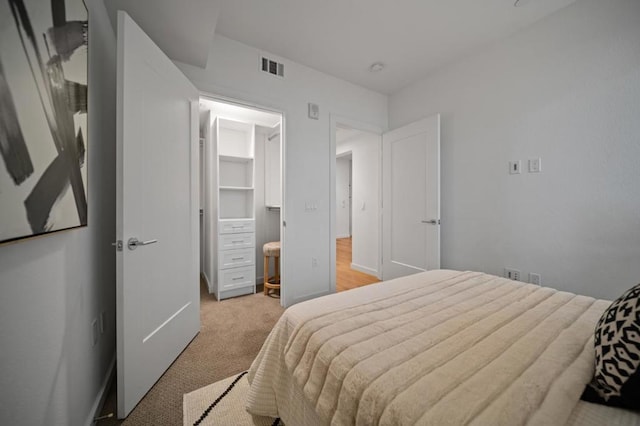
[336,237,380,292]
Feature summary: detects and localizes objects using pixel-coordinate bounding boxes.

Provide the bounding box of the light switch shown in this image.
[308,103,319,120]
[509,160,521,175]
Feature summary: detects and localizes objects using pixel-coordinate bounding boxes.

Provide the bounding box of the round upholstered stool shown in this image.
[263,241,281,296]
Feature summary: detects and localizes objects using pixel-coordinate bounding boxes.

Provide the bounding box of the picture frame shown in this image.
[0,0,89,245]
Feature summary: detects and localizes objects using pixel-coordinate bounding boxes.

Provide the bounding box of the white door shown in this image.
[336,156,351,238]
[348,160,353,237]
[116,11,200,418]
[382,115,440,280]
[200,110,210,275]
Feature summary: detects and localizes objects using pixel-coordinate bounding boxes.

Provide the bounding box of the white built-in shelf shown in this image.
[218,118,254,158]
[214,116,256,300]
[219,163,253,187]
[219,186,254,191]
[219,155,253,163]
[219,194,253,218]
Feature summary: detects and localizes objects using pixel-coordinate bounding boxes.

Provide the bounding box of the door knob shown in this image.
[421,219,441,225]
[127,237,158,250]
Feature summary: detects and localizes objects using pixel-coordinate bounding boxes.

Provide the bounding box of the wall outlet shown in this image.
[311,257,318,267]
[529,273,542,285]
[504,268,521,281]
[528,158,542,173]
[92,319,99,346]
[509,160,521,174]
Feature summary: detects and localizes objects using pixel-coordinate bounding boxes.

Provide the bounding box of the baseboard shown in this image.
[85,355,116,426]
[350,262,378,277]
[336,233,351,239]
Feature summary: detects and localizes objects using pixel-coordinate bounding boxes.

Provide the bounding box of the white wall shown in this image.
[389,0,640,300]
[0,0,117,424]
[337,131,381,276]
[335,156,351,239]
[176,35,388,305]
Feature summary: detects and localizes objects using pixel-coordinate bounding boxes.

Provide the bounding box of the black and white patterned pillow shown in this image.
[581,283,640,410]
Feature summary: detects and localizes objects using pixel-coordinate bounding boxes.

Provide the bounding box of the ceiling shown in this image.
[215,0,576,94]
[104,0,221,68]
[105,0,576,95]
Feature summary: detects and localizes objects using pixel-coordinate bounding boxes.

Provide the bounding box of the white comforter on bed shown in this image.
[246,270,613,425]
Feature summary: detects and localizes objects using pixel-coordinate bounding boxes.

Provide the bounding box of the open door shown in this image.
[116,11,200,418]
[382,115,440,280]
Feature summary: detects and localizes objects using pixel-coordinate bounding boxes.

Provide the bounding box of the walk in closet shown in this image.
[199,98,282,300]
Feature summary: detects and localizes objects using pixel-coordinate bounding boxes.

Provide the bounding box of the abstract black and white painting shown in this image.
[0,0,88,244]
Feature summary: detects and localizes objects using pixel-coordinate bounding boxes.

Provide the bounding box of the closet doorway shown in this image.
[199,96,284,304]
[332,118,382,292]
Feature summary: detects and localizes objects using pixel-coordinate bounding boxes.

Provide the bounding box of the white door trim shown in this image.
[198,92,289,307]
[330,114,384,292]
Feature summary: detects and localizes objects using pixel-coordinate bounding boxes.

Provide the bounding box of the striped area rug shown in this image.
[183,372,282,426]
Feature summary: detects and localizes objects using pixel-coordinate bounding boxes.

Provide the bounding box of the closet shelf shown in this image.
[219,155,253,163]
[219,186,254,191]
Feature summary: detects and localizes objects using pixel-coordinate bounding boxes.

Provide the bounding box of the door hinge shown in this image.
[111,240,123,251]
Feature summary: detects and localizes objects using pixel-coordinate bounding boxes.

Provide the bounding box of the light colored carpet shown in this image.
[183,373,282,426]
[97,281,284,425]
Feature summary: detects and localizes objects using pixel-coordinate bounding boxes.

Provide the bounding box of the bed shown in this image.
[245,270,640,425]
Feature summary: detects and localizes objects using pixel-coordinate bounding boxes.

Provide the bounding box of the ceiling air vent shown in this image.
[261,56,284,77]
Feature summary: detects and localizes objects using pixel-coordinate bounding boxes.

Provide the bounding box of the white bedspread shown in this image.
[246,270,616,425]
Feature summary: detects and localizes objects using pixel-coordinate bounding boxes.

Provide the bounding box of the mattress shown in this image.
[246,270,640,425]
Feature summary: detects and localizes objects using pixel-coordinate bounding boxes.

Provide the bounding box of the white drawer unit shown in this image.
[219,232,255,251]
[219,219,255,234]
[218,248,255,270]
[219,266,255,292]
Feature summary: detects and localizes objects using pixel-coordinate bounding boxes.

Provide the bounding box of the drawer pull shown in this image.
[232,225,244,229]
[231,240,243,243]
[232,276,244,281]
[232,257,244,261]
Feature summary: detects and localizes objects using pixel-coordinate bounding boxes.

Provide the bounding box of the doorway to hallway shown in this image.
[336,237,379,292]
